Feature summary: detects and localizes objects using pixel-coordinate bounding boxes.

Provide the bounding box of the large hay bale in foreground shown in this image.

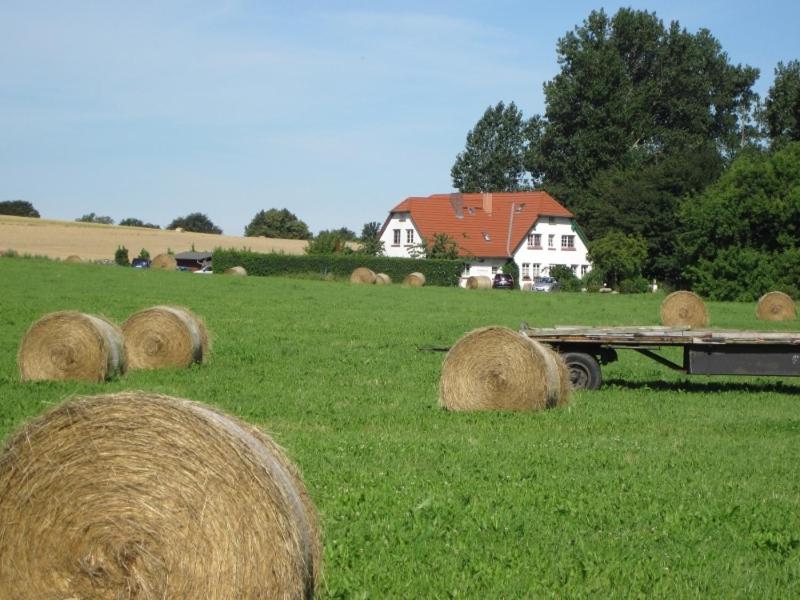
[375,273,392,285]
[0,392,321,599]
[466,275,492,289]
[756,291,796,321]
[225,265,247,276]
[18,311,126,382]
[439,326,566,411]
[660,291,709,328]
[350,267,377,284]
[64,254,82,263]
[402,272,426,287]
[151,253,177,270]
[122,305,210,370]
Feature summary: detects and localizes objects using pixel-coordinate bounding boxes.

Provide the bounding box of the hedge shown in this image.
[212,249,464,287]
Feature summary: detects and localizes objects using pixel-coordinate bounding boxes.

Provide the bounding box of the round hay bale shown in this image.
[375,273,392,285]
[402,272,426,287]
[225,265,247,276]
[439,326,564,411]
[551,349,572,406]
[0,392,321,599]
[756,291,796,321]
[151,253,177,270]
[466,275,492,289]
[18,311,126,382]
[660,290,709,328]
[64,255,82,263]
[122,305,210,370]
[350,267,377,284]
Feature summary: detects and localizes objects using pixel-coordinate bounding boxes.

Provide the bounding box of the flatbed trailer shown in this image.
[519,324,800,390]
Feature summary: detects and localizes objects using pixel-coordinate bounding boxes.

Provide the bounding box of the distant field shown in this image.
[0,215,308,261]
[2,257,799,597]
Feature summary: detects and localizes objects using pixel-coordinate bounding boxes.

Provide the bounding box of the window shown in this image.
[548,216,556,225]
[581,265,589,277]
[392,229,401,245]
[406,229,414,244]
[521,263,530,278]
[532,263,540,277]
[491,265,498,275]
[548,234,555,248]
[571,264,578,274]
[398,213,406,222]
[462,264,470,277]
[561,235,575,250]
[527,233,541,248]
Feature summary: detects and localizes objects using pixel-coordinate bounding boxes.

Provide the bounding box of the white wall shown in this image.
[512,217,591,286]
[380,212,421,258]
[458,258,507,287]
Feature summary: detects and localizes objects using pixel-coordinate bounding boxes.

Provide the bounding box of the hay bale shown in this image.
[350,267,377,284]
[151,253,177,270]
[466,275,492,289]
[0,392,321,599]
[64,255,82,263]
[660,290,709,328]
[402,272,426,287]
[439,326,565,411]
[552,349,572,406]
[122,305,210,370]
[756,291,796,321]
[18,311,126,382]
[375,273,392,285]
[225,265,247,276]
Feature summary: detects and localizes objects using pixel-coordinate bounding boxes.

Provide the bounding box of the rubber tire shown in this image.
[562,352,602,390]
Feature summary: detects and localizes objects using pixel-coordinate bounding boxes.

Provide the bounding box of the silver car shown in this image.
[532,276,560,292]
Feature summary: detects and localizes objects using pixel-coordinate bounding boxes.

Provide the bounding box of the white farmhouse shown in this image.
[379,192,591,288]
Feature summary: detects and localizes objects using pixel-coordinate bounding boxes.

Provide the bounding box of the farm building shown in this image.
[379,192,591,288]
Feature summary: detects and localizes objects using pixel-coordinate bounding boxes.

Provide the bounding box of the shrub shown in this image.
[619,276,651,294]
[550,265,581,292]
[115,246,130,267]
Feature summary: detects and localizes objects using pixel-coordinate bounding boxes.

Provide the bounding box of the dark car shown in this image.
[492,273,515,289]
[131,257,151,268]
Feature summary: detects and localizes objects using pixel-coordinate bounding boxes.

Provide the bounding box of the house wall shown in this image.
[458,258,507,287]
[512,217,591,287]
[380,212,422,258]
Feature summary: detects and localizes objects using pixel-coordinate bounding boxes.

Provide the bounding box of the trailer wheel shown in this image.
[562,352,602,390]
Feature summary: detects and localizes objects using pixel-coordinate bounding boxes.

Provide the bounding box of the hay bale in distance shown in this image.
[756,291,796,321]
[350,267,377,284]
[64,255,82,263]
[403,272,426,287]
[17,311,126,382]
[0,392,321,599]
[375,273,392,285]
[660,290,709,328]
[439,326,565,411]
[225,265,247,276]
[122,305,210,370]
[151,253,177,270]
[466,275,492,289]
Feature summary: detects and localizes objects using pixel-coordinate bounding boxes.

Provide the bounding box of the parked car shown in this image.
[492,273,515,290]
[194,265,213,274]
[532,276,560,292]
[131,257,151,268]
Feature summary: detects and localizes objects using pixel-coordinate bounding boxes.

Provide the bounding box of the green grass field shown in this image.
[2,258,799,598]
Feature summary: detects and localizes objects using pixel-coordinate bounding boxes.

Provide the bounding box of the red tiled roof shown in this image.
[385,192,573,258]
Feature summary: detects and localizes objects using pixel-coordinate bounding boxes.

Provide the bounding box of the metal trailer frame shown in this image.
[519,324,800,390]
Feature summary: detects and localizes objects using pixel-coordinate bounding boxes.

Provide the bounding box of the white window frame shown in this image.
[521,263,530,278]
[548,234,555,249]
[406,229,414,244]
[392,229,401,245]
[561,235,575,250]
[532,263,540,277]
[527,233,541,248]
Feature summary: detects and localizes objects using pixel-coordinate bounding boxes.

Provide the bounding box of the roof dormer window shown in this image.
[482,231,491,241]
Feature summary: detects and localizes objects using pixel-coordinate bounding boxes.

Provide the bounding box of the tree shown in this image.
[0,200,39,218]
[77,213,114,225]
[425,233,461,259]
[763,60,800,149]
[245,209,310,239]
[677,142,800,300]
[358,221,385,256]
[587,231,648,289]
[451,101,532,192]
[120,217,160,229]
[167,213,222,234]
[114,245,130,266]
[306,231,353,254]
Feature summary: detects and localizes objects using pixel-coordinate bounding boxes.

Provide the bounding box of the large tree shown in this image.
[167,212,222,234]
[763,60,800,149]
[451,101,531,192]
[245,208,310,239]
[0,200,39,218]
[358,221,385,256]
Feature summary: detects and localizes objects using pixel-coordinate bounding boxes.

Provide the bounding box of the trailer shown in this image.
[519,324,800,390]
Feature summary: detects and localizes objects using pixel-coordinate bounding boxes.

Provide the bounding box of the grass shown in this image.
[2,257,799,597]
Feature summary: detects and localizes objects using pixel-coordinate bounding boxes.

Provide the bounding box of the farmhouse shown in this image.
[379,192,591,287]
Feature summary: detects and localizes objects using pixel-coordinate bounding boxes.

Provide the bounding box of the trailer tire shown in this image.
[563,352,602,390]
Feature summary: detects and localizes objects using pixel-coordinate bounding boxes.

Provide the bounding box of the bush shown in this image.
[581,269,605,292]
[115,246,130,267]
[502,260,519,289]
[550,265,581,292]
[619,276,651,294]
[212,249,463,286]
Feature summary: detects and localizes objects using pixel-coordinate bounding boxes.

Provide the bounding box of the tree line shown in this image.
[450,8,800,300]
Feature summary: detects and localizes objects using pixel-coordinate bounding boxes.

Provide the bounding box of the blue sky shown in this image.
[2,1,798,235]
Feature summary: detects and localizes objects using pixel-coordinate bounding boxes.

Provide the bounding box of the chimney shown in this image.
[482,192,493,215]
[449,193,464,218]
